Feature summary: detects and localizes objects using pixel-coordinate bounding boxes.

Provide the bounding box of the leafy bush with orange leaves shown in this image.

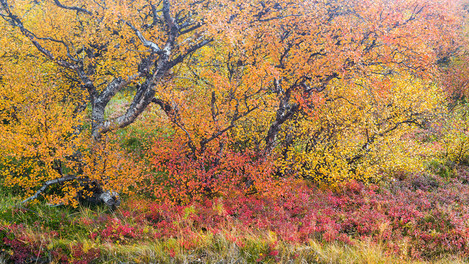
[149,135,280,203]
[145,0,463,197]
[0,0,465,206]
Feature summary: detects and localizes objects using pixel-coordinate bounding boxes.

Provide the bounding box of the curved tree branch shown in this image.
[52,0,92,15]
[21,175,77,205]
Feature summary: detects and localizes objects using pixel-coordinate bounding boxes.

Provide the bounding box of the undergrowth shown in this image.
[1,167,469,263]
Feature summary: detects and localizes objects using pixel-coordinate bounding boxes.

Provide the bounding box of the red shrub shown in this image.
[134,172,469,259]
[97,218,139,244]
[149,135,276,204]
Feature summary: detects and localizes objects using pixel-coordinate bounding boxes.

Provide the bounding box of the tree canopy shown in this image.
[0,0,465,205]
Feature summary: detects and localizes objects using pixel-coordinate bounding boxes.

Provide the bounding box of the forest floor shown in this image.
[2,161,469,263]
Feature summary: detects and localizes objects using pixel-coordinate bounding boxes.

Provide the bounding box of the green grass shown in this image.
[0,192,468,264]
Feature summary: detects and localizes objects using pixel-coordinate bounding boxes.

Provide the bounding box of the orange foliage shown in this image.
[147,0,464,196]
[0,0,465,204]
[149,135,279,203]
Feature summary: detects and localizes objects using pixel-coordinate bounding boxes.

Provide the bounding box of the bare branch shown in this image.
[180,22,202,35]
[210,91,218,123]
[125,20,162,54]
[52,0,92,15]
[143,2,162,29]
[21,175,77,205]
[152,98,172,112]
[169,39,212,68]
[200,105,259,151]
[302,73,338,94]
[162,0,178,33]
[347,119,425,165]
[152,98,197,154]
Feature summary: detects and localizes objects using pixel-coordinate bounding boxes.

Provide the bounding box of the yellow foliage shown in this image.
[0,21,142,205]
[438,104,469,164]
[275,74,446,187]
